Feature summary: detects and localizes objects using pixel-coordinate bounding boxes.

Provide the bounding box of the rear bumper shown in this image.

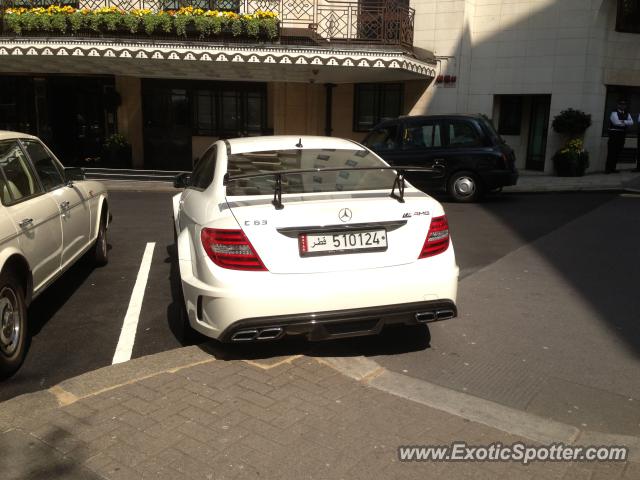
[481,170,519,189]
[178,244,459,341]
[219,300,457,342]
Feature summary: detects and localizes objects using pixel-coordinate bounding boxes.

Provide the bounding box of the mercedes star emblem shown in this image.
[338,208,352,222]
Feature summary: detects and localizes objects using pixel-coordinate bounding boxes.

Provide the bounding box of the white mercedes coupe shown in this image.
[0,131,110,378]
[172,136,458,343]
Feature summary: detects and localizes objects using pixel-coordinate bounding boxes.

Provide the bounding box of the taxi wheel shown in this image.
[0,271,28,380]
[448,171,482,203]
[92,214,108,267]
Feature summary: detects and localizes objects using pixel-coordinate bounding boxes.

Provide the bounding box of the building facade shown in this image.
[409,0,640,172]
[0,0,638,172]
[0,0,434,169]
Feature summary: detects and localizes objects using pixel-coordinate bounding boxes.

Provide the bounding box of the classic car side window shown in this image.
[190,146,217,190]
[0,140,43,205]
[402,121,442,149]
[22,140,65,192]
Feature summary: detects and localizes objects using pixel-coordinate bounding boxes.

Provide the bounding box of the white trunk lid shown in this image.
[226,191,434,274]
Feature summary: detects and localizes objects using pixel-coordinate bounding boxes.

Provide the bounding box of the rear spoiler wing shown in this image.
[222,165,445,210]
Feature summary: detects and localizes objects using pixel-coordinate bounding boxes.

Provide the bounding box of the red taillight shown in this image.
[419,215,450,258]
[200,228,267,271]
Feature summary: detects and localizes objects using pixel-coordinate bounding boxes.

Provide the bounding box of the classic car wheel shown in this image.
[92,214,108,266]
[448,171,481,202]
[0,272,27,379]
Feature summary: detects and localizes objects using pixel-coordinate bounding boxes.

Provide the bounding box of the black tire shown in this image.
[92,213,108,266]
[0,270,28,380]
[172,220,200,345]
[447,171,482,203]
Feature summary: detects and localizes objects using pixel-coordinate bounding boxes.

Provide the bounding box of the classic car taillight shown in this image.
[419,215,450,258]
[200,228,267,271]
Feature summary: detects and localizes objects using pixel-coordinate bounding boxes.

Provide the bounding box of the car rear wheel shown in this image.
[0,271,28,380]
[92,213,108,266]
[448,171,481,202]
[173,221,201,345]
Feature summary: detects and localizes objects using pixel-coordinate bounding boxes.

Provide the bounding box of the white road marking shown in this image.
[112,242,156,365]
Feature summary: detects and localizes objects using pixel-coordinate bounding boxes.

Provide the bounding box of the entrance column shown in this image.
[115,76,144,169]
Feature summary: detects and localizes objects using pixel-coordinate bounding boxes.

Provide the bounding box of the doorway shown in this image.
[526,95,551,171]
[47,77,116,166]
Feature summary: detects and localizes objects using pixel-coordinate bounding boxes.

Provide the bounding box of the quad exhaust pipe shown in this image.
[231,330,259,341]
[415,309,455,323]
[256,328,284,340]
[231,327,284,342]
[230,308,455,341]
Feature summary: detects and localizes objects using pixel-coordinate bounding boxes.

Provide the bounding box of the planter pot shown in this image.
[553,151,589,177]
[101,146,132,169]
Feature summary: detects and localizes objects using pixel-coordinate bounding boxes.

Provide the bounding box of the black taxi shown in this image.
[362,114,518,202]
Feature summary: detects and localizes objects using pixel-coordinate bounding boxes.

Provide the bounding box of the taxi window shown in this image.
[363,126,399,151]
[403,121,442,149]
[447,120,482,147]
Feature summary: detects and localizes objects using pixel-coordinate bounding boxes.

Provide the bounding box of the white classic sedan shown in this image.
[173,136,458,343]
[0,131,110,378]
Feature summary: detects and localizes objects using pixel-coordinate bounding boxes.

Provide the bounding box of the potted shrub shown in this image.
[551,109,592,177]
[552,138,589,177]
[101,133,132,168]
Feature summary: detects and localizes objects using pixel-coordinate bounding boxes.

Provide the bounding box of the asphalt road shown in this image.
[2,190,639,437]
[0,191,182,401]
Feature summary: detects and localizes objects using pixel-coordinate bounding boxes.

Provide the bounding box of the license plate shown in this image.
[299,229,388,257]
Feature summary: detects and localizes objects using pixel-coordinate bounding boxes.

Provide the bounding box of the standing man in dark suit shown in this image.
[606,100,633,174]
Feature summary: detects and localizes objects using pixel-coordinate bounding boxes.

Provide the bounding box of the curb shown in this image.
[319,356,640,462]
[0,346,214,431]
[2,346,638,464]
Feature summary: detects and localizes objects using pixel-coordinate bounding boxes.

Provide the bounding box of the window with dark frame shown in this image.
[353,83,404,132]
[194,90,217,135]
[0,77,36,134]
[192,86,266,137]
[616,0,640,34]
[497,95,523,136]
[602,85,640,137]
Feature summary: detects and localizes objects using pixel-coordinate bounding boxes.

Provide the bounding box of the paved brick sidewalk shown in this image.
[1,350,636,480]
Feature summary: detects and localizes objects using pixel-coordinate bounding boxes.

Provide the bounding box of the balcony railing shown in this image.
[0,0,415,49]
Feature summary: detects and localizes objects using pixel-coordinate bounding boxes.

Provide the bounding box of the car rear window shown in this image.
[479,117,502,145]
[225,148,396,196]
